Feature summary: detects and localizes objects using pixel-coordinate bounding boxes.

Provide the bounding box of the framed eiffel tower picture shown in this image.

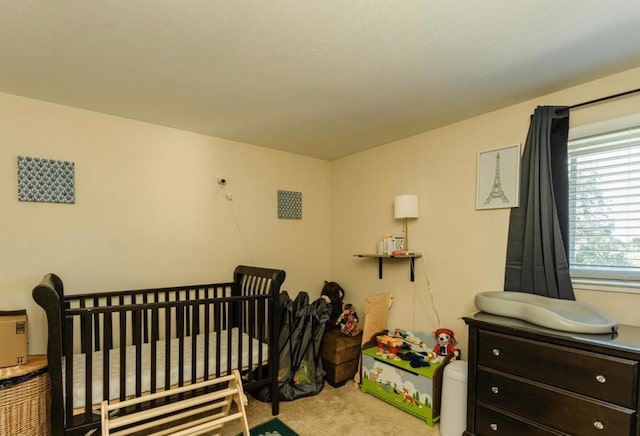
[476,144,521,210]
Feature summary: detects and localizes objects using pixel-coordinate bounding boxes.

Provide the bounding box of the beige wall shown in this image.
[0,92,331,354]
[331,66,640,357]
[4,66,640,359]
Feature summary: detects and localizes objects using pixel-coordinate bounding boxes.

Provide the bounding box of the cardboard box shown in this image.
[0,310,28,368]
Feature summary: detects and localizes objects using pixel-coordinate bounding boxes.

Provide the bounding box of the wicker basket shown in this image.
[0,355,51,436]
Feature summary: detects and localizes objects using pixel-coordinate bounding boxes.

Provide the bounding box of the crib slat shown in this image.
[250,300,259,382]
[214,302,222,379]
[191,300,199,384]
[164,292,171,392]
[105,296,113,350]
[237,301,244,374]
[64,316,74,427]
[204,296,210,381]
[151,306,158,397]
[94,296,101,351]
[133,308,143,402]
[79,297,87,354]
[185,289,191,336]
[226,319,232,375]
[152,291,160,342]
[83,312,94,422]
[103,298,113,402]
[222,286,228,330]
[131,294,138,347]
[143,293,149,344]
[177,303,185,389]
[119,302,127,402]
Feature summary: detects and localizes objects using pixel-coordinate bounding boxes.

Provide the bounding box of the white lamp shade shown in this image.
[394,194,419,219]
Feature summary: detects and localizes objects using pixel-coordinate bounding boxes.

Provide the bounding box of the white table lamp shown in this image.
[394,194,419,252]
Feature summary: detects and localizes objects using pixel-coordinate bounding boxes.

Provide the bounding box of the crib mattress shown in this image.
[67,328,268,408]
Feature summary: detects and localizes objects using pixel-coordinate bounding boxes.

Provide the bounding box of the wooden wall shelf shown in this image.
[354,253,422,281]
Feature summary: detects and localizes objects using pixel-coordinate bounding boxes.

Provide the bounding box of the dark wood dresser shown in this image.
[464,313,640,436]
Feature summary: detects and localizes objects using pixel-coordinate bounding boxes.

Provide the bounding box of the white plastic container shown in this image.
[440,360,468,436]
[383,235,394,255]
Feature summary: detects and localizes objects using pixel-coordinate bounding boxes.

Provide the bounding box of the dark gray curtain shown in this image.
[504,106,575,299]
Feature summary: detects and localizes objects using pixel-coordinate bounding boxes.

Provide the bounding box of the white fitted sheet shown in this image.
[67,328,268,408]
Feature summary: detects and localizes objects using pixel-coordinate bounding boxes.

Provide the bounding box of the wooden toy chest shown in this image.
[361,346,451,426]
[321,329,362,387]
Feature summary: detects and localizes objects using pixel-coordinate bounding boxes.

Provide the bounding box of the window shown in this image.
[568,119,640,286]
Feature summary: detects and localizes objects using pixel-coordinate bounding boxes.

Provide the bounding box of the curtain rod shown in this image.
[569,87,640,110]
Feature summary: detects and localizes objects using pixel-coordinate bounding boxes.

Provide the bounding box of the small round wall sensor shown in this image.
[217,177,227,185]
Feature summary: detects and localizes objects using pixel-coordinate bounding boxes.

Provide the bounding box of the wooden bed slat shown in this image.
[101,370,249,436]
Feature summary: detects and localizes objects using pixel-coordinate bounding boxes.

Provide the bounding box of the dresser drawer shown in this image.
[477,367,635,435]
[476,403,569,436]
[478,330,637,407]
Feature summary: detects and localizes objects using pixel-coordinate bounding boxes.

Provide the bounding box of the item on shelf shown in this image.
[383,235,394,255]
[393,235,405,252]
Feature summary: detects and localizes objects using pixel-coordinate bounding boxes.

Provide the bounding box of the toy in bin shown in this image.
[376,335,407,356]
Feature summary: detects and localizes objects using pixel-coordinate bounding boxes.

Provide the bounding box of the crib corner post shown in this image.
[271,293,280,416]
[269,275,283,416]
[32,274,66,435]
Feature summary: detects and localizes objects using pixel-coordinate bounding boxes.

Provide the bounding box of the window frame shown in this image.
[567,113,640,292]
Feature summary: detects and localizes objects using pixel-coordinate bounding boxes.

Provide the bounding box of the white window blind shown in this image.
[568,126,640,282]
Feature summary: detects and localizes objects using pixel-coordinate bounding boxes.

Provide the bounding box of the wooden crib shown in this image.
[32,265,285,435]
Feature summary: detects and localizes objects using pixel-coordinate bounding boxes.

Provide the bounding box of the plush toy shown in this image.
[433,328,459,358]
[321,281,345,329]
[336,303,362,336]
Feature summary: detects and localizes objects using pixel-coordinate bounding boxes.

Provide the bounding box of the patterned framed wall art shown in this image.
[17,155,75,204]
[277,190,302,219]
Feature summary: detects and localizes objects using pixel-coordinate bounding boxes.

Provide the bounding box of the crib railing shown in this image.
[65,283,235,353]
[63,293,270,429]
[33,265,285,436]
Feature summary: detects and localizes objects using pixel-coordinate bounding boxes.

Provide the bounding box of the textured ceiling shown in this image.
[2,1,640,160]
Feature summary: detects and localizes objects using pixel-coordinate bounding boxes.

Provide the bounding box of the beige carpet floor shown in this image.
[222,380,442,435]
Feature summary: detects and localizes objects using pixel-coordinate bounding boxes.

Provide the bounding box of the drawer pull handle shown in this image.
[491,386,499,394]
[492,348,500,356]
[593,421,604,430]
[490,423,498,431]
[596,375,606,383]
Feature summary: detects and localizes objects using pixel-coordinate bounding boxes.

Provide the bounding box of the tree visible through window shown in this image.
[568,125,640,283]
